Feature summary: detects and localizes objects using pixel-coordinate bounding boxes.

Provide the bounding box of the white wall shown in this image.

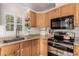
[56,3,68,7]
[0,4,1,25]
[0,3,40,37]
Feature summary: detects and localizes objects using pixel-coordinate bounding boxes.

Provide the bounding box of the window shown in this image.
[16,17,22,31]
[6,15,14,31]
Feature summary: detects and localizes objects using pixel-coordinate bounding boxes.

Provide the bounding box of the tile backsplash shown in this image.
[1,24,79,38]
[40,27,49,35]
[28,28,40,35]
[0,25,5,37]
[0,25,49,37]
[74,27,79,37]
[51,27,79,38]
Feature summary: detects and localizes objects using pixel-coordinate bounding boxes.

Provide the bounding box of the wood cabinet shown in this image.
[48,8,60,19]
[46,4,76,27]
[0,41,32,56]
[31,39,40,56]
[74,45,79,56]
[60,4,75,17]
[30,11,36,27]
[20,41,32,56]
[0,43,19,56]
[45,12,51,27]
[0,38,48,56]
[45,8,60,27]
[74,4,79,27]
[40,37,48,56]
[26,4,79,27]
[25,10,36,27]
[36,13,48,28]
[36,8,60,28]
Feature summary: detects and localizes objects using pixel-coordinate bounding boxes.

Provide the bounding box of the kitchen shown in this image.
[0,3,79,56]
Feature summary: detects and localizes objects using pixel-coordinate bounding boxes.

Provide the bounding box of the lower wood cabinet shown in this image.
[40,38,48,56]
[20,41,32,56]
[0,43,20,56]
[74,45,79,56]
[31,39,40,56]
[0,38,48,56]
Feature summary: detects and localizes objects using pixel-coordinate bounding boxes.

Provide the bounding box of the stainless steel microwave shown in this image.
[51,15,74,29]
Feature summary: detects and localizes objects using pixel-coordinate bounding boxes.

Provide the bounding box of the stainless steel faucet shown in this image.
[16,27,19,38]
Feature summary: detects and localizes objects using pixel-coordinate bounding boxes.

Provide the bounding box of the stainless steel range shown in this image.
[48,32,75,56]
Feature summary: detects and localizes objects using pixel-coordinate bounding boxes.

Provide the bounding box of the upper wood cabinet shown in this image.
[31,39,40,56]
[20,41,32,56]
[45,8,60,27]
[60,4,75,17]
[45,13,50,27]
[30,11,36,27]
[74,4,79,27]
[0,43,19,56]
[46,4,76,27]
[48,8,60,19]
[36,13,47,28]
[26,10,36,27]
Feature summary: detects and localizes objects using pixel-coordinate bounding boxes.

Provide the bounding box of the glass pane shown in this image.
[6,15,14,31]
[17,25,22,31]
[6,24,14,31]
[6,15,14,23]
[17,17,22,24]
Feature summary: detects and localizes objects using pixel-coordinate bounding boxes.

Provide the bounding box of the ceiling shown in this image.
[20,3,56,11]
[29,3,56,11]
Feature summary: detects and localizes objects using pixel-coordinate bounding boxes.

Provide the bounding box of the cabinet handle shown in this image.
[13,49,20,56]
[20,49,24,56]
[16,49,20,53]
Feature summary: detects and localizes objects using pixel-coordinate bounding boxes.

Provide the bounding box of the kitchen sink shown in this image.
[3,37,25,43]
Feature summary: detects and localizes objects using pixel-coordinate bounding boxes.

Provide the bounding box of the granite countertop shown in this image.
[0,34,52,47]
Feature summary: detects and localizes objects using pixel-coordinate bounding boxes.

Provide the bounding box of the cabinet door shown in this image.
[20,47,31,56]
[48,8,60,19]
[40,38,48,56]
[74,45,79,56]
[45,12,50,27]
[0,43,19,56]
[74,4,79,27]
[30,11,36,27]
[60,4,75,16]
[36,13,46,27]
[20,41,31,56]
[31,39,40,56]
